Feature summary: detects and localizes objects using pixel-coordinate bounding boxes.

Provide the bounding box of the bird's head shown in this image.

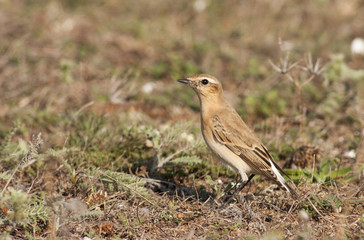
[177,74,223,99]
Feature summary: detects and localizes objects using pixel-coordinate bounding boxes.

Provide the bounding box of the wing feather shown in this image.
[211,114,272,174]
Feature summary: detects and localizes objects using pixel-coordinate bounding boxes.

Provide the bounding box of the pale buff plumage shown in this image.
[177,74,297,198]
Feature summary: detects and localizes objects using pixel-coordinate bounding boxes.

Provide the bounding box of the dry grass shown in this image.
[0,0,363,239]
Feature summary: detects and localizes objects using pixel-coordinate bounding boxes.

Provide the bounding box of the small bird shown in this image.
[177,74,297,198]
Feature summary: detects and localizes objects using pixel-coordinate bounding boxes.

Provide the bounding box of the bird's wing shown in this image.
[211,113,298,198]
[210,114,291,182]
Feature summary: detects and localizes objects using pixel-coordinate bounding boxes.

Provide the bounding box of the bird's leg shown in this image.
[234,174,255,195]
[222,174,255,206]
[231,174,241,192]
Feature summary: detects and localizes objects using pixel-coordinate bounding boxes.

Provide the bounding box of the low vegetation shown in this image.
[1,0,363,239]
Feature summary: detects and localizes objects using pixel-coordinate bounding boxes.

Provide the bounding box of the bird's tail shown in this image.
[269,159,299,199]
[281,179,298,199]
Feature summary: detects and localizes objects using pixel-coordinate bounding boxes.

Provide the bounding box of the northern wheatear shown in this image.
[177,74,297,198]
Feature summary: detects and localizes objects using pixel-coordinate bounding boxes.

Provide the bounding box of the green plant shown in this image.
[205,175,225,200]
[147,122,205,174]
[0,120,20,157]
[0,189,48,227]
[101,170,151,200]
[1,133,43,195]
[285,157,352,184]
[59,59,74,83]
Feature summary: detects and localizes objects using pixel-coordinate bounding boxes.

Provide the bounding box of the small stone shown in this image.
[343,150,356,159]
[145,139,154,148]
[299,209,309,220]
[351,38,364,56]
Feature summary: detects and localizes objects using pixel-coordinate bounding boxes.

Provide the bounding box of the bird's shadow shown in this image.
[143,177,295,212]
[143,177,213,202]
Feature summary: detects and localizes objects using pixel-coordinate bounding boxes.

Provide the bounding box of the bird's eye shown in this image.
[201,79,209,85]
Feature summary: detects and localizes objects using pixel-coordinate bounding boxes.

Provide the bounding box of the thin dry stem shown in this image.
[1,133,43,195]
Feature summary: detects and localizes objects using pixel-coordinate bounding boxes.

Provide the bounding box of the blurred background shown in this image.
[1,0,363,163]
[0,0,363,239]
[1,0,363,117]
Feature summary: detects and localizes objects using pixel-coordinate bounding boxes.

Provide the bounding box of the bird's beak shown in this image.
[177,78,191,85]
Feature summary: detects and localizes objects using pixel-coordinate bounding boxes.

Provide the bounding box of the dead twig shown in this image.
[307,197,335,224]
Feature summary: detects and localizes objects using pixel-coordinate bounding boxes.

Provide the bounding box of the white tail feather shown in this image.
[269,159,290,193]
